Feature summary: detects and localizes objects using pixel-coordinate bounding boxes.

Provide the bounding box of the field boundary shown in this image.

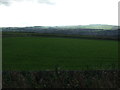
[2,31,119,41]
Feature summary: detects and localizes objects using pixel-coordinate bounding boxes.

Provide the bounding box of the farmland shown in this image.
[3,37,118,71]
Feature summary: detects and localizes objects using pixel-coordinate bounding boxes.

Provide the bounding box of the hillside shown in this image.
[2,25,119,37]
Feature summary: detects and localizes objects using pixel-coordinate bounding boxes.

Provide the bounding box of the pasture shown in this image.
[2,37,118,70]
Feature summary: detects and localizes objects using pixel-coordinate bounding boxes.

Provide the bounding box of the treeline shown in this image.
[2,26,120,40]
[2,31,119,41]
[2,26,119,36]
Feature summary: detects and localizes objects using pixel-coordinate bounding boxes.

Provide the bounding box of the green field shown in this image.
[3,37,118,71]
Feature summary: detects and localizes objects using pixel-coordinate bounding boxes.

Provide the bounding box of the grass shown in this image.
[3,37,118,71]
[2,70,119,88]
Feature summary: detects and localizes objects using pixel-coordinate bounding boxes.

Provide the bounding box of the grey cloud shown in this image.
[0,0,55,6]
[38,0,55,5]
[0,0,10,6]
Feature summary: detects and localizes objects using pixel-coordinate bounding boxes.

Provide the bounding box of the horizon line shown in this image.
[0,24,118,28]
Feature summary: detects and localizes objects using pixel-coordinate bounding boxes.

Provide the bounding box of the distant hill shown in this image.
[2,24,119,37]
[31,24,118,30]
[2,24,118,30]
[1,24,118,29]
[78,24,118,30]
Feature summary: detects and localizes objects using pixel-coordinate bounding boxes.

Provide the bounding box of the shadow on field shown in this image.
[2,69,119,88]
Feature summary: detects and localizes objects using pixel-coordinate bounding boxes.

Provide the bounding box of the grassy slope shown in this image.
[3,37,118,71]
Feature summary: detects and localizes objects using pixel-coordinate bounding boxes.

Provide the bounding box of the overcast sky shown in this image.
[0,0,119,27]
